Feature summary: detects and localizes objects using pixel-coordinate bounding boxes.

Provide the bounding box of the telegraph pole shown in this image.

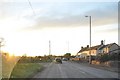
[67,41,69,53]
[49,40,51,55]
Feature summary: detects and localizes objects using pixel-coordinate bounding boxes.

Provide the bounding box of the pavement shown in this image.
[71,61,119,73]
[33,61,119,78]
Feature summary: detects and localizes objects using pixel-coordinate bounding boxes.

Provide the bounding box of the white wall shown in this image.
[109,43,120,53]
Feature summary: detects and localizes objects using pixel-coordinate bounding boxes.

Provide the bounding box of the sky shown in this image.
[0,0,119,56]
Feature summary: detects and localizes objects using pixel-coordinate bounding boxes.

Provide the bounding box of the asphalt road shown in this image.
[33,61,118,78]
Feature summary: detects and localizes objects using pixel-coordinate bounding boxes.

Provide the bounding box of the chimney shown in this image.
[87,45,89,48]
[81,46,83,49]
[101,40,104,45]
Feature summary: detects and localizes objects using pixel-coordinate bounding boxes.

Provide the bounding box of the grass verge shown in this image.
[10,63,43,78]
[2,56,20,78]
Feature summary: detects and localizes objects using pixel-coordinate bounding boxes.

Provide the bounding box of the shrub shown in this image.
[100,54,110,62]
[109,52,120,61]
[96,54,109,62]
[96,52,120,63]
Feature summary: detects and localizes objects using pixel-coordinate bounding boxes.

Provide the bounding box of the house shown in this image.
[98,43,120,54]
[77,40,120,59]
[77,40,104,58]
[77,45,101,59]
[77,45,89,58]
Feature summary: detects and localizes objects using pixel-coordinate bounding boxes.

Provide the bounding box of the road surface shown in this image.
[33,61,118,78]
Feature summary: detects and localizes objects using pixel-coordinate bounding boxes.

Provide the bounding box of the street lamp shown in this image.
[85,16,92,64]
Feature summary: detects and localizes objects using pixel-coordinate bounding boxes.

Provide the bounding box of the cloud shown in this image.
[84,5,118,26]
[0,2,8,19]
[0,2,19,19]
[96,27,118,33]
[24,11,117,31]
[2,0,119,2]
[12,2,118,31]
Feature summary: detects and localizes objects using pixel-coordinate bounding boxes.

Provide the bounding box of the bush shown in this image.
[96,54,109,62]
[100,54,110,62]
[96,52,120,63]
[109,52,120,61]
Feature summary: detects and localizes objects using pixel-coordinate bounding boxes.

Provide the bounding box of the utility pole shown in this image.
[49,40,51,55]
[67,41,69,53]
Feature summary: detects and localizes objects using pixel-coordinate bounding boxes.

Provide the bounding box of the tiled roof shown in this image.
[99,43,119,50]
[78,43,120,53]
[78,47,89,53]
[105,43,116,48]
[98,45,106,50]
[90,45,101,50]
[78,45,101,53]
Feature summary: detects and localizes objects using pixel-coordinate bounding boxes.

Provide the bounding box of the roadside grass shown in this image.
[10,63,43,78]
[2,54,50,79]
[2,55,20,78]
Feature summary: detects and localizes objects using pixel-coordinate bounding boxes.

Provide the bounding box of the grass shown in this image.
[2,54,50,79]
[10,63,42,78]
[2,55,20,78]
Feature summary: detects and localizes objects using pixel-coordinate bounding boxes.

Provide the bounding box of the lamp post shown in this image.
[85,16,92,64]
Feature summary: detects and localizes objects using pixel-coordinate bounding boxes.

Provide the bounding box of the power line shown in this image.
[27,0,36,16]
